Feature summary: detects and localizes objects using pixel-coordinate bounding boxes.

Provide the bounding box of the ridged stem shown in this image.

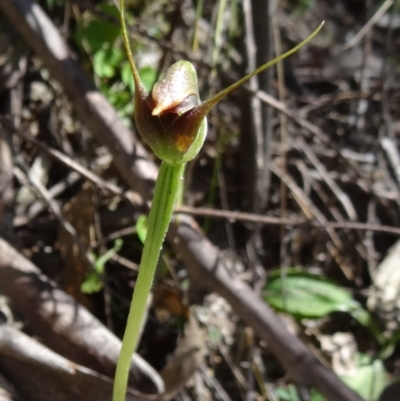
[113,161,185,401]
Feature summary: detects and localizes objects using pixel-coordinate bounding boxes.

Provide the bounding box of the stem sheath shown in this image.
[113,161,185,401]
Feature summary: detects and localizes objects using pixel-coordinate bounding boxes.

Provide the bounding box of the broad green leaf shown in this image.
[263,269,382,342]
[263,268,358,319]
[341,354,386,401]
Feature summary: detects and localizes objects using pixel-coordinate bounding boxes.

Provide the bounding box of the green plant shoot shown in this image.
[113,2,324,400]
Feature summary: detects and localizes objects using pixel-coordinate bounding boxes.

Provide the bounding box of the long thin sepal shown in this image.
[197,21,325,115]
[119,0,147,97]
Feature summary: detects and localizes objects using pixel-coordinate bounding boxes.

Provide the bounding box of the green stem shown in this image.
[113,161,185,401]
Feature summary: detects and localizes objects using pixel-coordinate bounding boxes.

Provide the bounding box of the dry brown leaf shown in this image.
[160,314,206,399]
[59,181,96,309]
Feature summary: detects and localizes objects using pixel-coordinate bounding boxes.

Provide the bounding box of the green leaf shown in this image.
[100,82,133,118]
[263,268,357,319]
[136,215,147,244]
[81,270,103,294]
[274,385,326,401]
[93,47,124,78]
[274,385,300,401]
[379,329,400,359]
[121,62,135,92]
[263,269,385,344]
[341,354,387,401]
[94,238,123,274]
[74,4,121,53]
[121,63,157,93]
[274,357,386,401]
[139,66,157,93]
[348,307,384,346]
[309,391,327,401]
[81,239,123,294]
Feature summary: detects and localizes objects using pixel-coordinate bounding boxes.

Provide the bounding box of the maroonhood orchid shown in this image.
[113,3,324,401]
[120,7,323,165]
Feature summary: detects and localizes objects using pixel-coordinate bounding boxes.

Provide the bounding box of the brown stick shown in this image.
[0,237,164,394]
[0,324,140,401]
[168,215,364,401]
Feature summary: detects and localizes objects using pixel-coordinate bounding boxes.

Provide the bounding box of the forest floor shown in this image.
[0,1,400,401]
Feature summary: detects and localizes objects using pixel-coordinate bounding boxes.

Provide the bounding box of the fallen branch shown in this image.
[168,215,364,401]
[0,324,139,401]
[0,237,164,394]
